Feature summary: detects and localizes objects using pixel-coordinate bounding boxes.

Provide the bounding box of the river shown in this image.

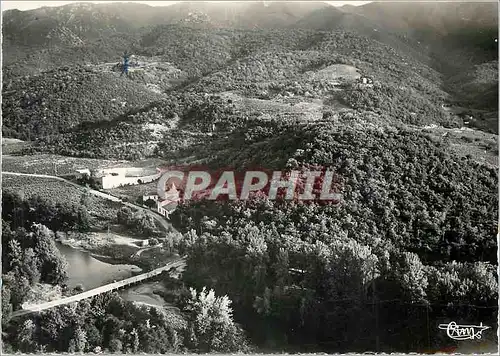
[56,242,142,290]
[56,242,172,308]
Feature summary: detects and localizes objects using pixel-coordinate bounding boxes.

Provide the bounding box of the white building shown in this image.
[143,194,159,202]
[96,167,162,189]
[75,169,91,179]
[157,182,181,218]
[359,77,374,85]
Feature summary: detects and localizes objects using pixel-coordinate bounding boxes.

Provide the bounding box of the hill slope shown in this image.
[2,1,328,76]
[1,2,498,355]
[2,66,164,140]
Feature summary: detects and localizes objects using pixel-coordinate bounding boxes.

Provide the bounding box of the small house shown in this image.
[143,194,159,202]
[359,77,373,85]
[75,169,91,179]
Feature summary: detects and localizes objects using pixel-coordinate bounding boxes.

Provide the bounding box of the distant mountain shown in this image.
[294,5,376,32]
[2,1,328,43]
[2,1,497,114]
[4,1,496,49]
[349,2,498,37]
[446,60,499,110]
[2,3,152,48]
[142,1,329,29]
[2,1,328,76]
[232,2,330,29]
[339,2,498,67]
[295,2,498,57]
[2,3,154,75]
[293,6,437,73]
[295,1,498,112]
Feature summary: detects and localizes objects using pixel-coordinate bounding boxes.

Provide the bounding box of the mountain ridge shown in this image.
[3,1,496,74]
[2,1,498,137]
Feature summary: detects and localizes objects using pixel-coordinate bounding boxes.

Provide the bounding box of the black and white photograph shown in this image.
[1,0,498,354]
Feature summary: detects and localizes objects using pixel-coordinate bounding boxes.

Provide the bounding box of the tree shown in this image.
[144,198,157,209]
[16,319,39,353]
[80,189,90,208]
[84,324,102,351]
[184,287,247,352]
[2,285,13,327]
[77,206,91,232]
[21,248,42,286]
[385,251,428,303]
[130,328,140,353]
[4,271,31,310]
[137,212,157,236]
[109,339,123,353]
[7,239,22,271]
[117,207,133,226]
[32,224,69,285]
[426,261,498,305]
[68,327,87,353]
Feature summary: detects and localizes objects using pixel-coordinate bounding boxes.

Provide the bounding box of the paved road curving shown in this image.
[2,171,172,232]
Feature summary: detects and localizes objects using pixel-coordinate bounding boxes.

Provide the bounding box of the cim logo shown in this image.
[156,165,342,205]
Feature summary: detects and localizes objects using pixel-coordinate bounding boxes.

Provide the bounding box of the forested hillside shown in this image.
[2,66,164,139]
[2,1,498,354]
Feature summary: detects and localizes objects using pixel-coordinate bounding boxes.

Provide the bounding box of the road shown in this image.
[3,170,184,312]
[2,171,172,232]
[10,258,186,318]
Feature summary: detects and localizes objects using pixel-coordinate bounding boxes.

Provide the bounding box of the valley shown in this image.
[1,1,498,355]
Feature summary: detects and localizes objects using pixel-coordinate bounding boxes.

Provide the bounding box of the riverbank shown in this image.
[55,242,142,290]
[120,281,172,308]
[56,229,177,272]
[56,230,143,250]
[56,230,147,266]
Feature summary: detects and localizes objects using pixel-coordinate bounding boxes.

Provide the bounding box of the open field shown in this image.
[2,138,25,144]
[2,175,123,221]
[105,180,159,201]
[305,64,362,81]
[2,138,30,154]
[220,91,325,121]
[420,125,498,166]
[2,154,127,175]
[2,154,168,176]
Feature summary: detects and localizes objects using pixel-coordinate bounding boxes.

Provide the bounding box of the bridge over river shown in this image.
[11,258,186,318]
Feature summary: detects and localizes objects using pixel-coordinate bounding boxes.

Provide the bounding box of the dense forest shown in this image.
[1,191,248,353]
[2,1,498,354]
[166,118,498,351]
[2,66,163,140]
[0,28,475,146]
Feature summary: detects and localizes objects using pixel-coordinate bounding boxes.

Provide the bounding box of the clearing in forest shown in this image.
[306,64,362,82]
